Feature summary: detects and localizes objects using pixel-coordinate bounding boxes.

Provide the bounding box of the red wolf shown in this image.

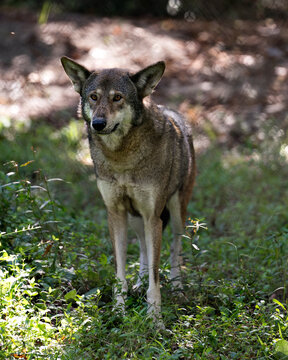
[61,57,196,324]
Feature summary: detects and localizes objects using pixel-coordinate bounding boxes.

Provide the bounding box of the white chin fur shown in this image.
[97,106,133,151]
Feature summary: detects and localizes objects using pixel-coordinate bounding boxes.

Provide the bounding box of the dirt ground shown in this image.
[1,9,288,150]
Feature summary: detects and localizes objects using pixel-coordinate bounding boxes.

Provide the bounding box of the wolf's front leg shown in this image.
[143,216,162,318]
[107,210,128,310]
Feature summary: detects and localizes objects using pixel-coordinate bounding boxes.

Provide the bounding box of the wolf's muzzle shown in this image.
[92,117,107,131]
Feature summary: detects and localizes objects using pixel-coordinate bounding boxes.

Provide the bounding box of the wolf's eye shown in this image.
[113,94,122,102]
[90,94,98,101]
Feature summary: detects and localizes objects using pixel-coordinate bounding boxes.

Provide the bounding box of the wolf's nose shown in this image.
[92,118,107,131]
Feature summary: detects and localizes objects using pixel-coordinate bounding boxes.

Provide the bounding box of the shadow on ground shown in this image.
[1,8,288,154]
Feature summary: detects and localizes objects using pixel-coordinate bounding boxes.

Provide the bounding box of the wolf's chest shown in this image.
[96,175,158,218]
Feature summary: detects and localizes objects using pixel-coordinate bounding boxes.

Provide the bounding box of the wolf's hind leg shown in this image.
[167,191,184,290]
[129,215,148,290]
[107,210,128,310]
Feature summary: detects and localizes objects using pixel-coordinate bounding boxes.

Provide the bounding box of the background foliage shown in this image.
[1,116,288,359]
[2,0,288,18]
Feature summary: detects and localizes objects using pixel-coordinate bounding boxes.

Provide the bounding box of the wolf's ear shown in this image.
[61,57,91,94]
[130,61,165,98]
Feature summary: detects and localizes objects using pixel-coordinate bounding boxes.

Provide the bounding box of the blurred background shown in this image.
[1,0,288,233]
[1,0,288,152]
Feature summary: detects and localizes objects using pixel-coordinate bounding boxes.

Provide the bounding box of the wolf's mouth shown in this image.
[98,123,119,135]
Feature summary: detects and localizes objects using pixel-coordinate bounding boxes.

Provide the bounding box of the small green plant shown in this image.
[184,217,208,251]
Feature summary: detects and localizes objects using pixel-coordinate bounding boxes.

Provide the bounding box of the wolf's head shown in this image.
[61,57,165,138]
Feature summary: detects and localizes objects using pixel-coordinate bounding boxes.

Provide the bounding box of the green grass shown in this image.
[1,117,288,359]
